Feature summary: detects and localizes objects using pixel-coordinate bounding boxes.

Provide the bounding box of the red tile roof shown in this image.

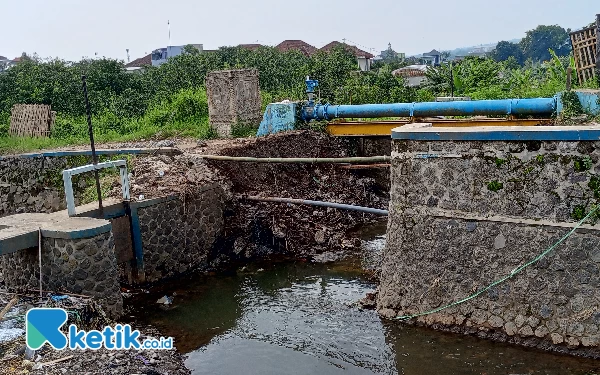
[125,54,151,68]
[276,40,318,56]
[320,41,374,59]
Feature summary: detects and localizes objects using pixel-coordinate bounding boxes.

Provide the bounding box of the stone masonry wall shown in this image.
[0,155,92,218]
[0,231,123,318]
[379,139,600,355]
[137,185,225,282]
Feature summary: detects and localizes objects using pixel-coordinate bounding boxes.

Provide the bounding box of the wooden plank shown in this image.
[571,24,597,84]
[597,14,600,75]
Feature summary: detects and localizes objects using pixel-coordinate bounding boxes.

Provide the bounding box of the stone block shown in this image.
[206,69,262,137]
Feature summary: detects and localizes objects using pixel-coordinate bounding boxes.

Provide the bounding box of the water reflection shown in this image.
[131,241,600,374]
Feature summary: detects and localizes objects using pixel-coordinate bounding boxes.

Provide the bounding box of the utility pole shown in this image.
[82,76,103,215]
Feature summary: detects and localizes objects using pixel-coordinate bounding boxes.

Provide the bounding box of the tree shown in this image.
[182,44,201,55]
[519,25,571,62]
[490,41,524,65]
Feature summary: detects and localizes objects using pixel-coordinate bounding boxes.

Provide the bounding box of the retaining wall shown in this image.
[379,125,600,355]
[0,156,84,217]
[135,185,226,282]
[0,149,181,218]
[1,228,123,318]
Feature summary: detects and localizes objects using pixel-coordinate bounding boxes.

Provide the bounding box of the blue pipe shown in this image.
[303,97,557,120]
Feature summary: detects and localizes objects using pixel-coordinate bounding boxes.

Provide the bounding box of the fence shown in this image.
[9,104,56,137]
[570,17,599,84]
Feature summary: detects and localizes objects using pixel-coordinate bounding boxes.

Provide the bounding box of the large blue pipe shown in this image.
[303,97,557,120]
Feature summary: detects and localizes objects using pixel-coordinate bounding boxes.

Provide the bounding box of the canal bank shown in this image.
[126,225,600,375]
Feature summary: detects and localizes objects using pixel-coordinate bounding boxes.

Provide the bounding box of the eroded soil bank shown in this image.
[115,131,390,265]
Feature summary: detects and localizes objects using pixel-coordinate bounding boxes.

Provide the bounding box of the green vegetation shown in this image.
[573,156,593,172]
[560,90,585,118]
[572,204,587,221]
[487,180,504,192]
[490,25,571,65]
[1,22,598,153]
[494,158,507,168]
[589,176,600,199]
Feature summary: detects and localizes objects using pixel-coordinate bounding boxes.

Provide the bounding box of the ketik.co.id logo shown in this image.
[26,308,173,350]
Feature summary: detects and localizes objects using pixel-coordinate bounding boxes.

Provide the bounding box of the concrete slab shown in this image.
[391,125,600,141]
[0,211,111,255]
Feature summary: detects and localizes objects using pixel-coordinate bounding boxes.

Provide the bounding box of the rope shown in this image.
[395,205,600,321]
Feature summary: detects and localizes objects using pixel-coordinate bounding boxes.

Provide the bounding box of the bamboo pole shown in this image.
[338,163,390,170]
[199,155,390,163]
[0,297,18,320]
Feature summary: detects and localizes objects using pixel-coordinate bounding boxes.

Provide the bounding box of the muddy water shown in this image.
[132,226,600,375]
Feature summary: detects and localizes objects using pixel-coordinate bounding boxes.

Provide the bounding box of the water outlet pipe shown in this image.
[303,98,557,121]
[240,195,389,216]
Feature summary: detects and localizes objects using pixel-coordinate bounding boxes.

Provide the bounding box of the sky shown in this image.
[1,0,598,62]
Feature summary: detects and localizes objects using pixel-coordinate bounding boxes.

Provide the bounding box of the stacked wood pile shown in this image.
[8,104,56,137]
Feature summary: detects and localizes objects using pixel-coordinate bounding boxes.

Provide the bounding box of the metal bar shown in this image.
[326,118,553,136]
[62,160,127,217]
[307,98,556,120]
[120,168,130,201]
[128,205,145,283]
[82,75,103,215]
[63,160,127,175]
[241,195,389,216]
[200,155,390,163]
[62,171,76,216]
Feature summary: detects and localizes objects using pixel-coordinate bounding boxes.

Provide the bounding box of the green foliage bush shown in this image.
[1,33,598,153]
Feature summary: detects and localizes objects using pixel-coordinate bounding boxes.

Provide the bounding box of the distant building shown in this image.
[0,55,23,71]
[467,47,488,57]
[380,43,405,61]
[276,40,318,56]
[150,44,203,66]
[392,65,429,87]
[124,54,152,73]
[320,41,374,71]
[422,49,441,66]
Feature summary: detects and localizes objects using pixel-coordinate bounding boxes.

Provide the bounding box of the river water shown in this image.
[132,225,600,375]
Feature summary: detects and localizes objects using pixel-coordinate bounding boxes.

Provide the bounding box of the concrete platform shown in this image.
[0,201,121,255]
[391,124,600,141]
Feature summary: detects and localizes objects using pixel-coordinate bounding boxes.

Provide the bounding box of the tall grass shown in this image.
[0,88,212,154]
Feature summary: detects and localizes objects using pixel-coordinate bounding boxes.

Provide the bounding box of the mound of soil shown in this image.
[209,131,388,257]
[112,130,389,260]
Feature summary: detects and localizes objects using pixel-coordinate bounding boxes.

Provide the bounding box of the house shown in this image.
[124,54,152,73]
[392,65,429,87]
[275,40,318,56]
[0,56,23,71]
[422,49,442,66]
[320,41,374,71]
[150,44,203,66]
